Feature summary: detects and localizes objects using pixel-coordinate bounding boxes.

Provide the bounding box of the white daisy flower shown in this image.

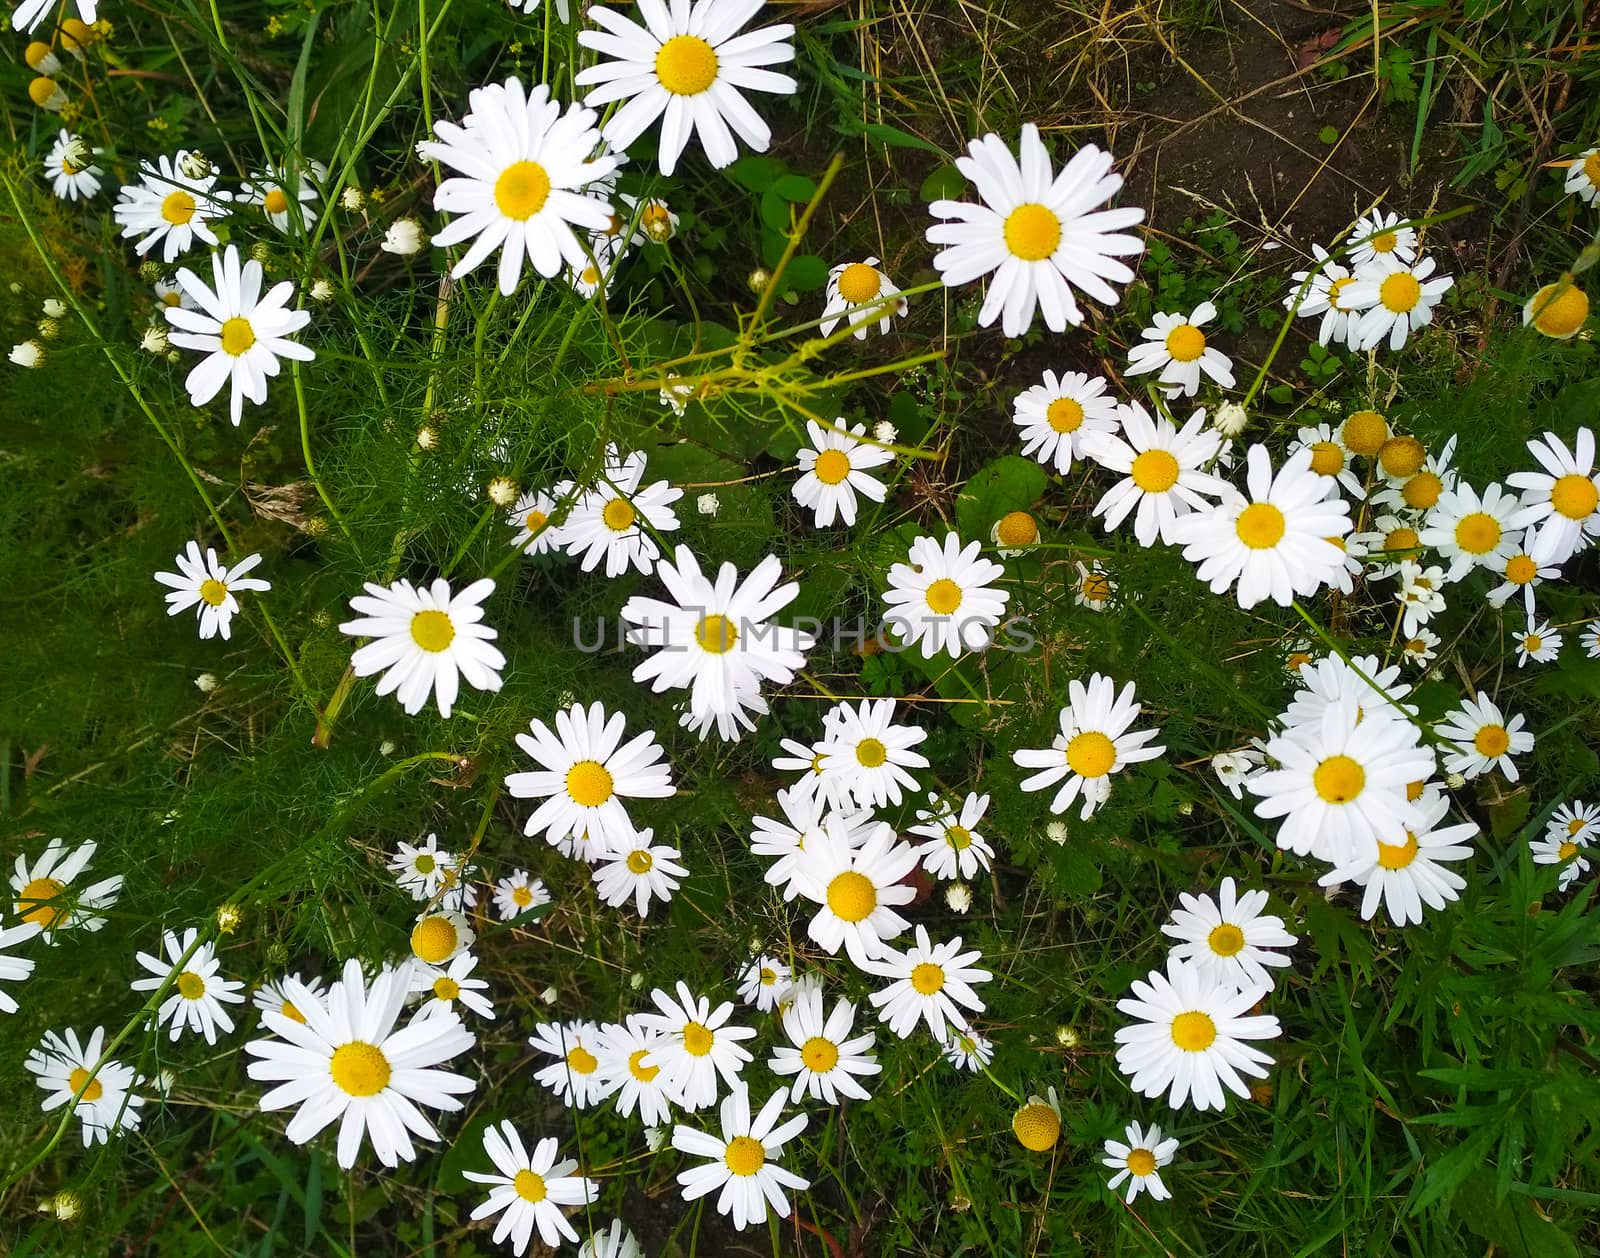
[527,1020,612,1109]
[943,1027,994,1072]
[926,124,1144,336]
[25,1026,145,1146]
[1103,1121,1180,1204]
[770,985,880,1104]
[1514,617,1561,667]
[638,981,757,1112]
[1343,253,1454,352]
[819,257,907,339]
[1160,877,1297,993]
[1282,245,1361,349]
[750,778,876,899]
[908,791,994,881]
[1344,209,1418,267]
[1072,559,1116,610]
[671,1084,809,1231]
[791,418,894,528]
[11,838,122,942]
[418,76,619,295]
[737,955,791,1012]
[243,959,476,1169]
[505,699,676,853]
[382,217,429,257]
[388,834,456,901]
[814,698,929,810]
[1318,792,1477,926]
[409,951,495,1021]
[1531,830,1592,893]
[580,1220,643,1258]
[1507,428,1600,566]
[1211,747,1264,799]
[410,910,475,967]
[1399,628,1441,668]
[1280,652,1415,731]
[1523,274,1590,341]
[492,870,551,921]
[1419,482,1522,581]
[1370,434,1458,515]
[1170,444,1352,609]
[130,928,245,1046]
[592,828,687,917]
[575,0,797,176]
[1012,673,1166,820]
[1396,560,1448,638]
[1011,370,1119,474]
[153,277,195,313]
[465,1121,598,1255]
[566,231,629,299]
[789,816,918,968]
[339,576,505,718]
[44,128,101,200]
[113,152,225,261]
[1082,402,1227,547]
[1436,695,1534,782]
[1291,421,1365,500]
[506,483,570,556]
[252,973,326,1026]
[622,546,815,742]
[1585,622,1600,658]
[1113,957,1280,1112]
[1351,513,1424,581]
[562,444,682,577]
[241,163,324,233]
[0,920,40,1014]
[866,925,991,1044]
[1548,800,1600,846]
[1125,302,1235,399]
[595,1015,676,1126]
[1562,148,1600,205]
[882,532,1011,658]
[163,245,315,426]
[152,541,271,640]
[1485,549,1557,618]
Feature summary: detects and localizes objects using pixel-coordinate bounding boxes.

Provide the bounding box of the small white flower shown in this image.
[154,542,271,641]
[873,421,898,444]
[1513,617,1561,667]
[944,883,973,913]
[1343,253,1454,352]
[381,217,428,256]
[819,257,907,339]
[1345,210,1418,267]
[696,492,720,517]
[1125,302,1235,399]
[1212,400,1249,437]
[1102,1121,1180,1204]
[9,340,44,368]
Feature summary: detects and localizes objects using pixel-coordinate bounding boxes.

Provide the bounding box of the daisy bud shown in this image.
[746,267,770,294]
[381,216,428,256]
[379,739,396,756]
[1045,820,1068,845]
[140,325,170,354]
[640,199,677,243]
[139,260,164,282]
[1178,800,1194,816]
[42,1190,81,1221]
[165,349,181,364]
[36,318,60,340]
[644,1125,669,1152]
[486,475,519,507]
[309,278,335,303]
[177,151,214,181]
[415,425,438,450]
[41,297,66,319]
[1445,771,1466,789]
[540,985,558,1003]
[696,492,720,517]
[215,902,243,934]
[194,672,219,693]
[28,77,67,113]
[60,17,97,54]
[949,1195,972,1213]
[628,971,645,990]
[154,1068,177,1096]
[945,882,973,912]
[265,941,290,968]
[556,690,576,708]
[873,421,898,444]
[1012,1089,1062,1152]
[7,282,20,295]
[1054,1024,1080,1047]
[249,242,273,266]
[9,340,45,368]
[339,185,365,211]
[25,41,61,75]
[1213,400,1249,437]
[304,515,329,538]
[659,378,694,415]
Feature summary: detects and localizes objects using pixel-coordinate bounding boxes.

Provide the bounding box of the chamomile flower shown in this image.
[1351,513,1424,580]
[813,698,929,810]
[943,1027,994,1072]
[791,418,894,528]
[638,982,757,1112]
[505,700,676,852]
[1549,801,1600,846]
[1507,429,1600,565]
[750,780,876,899]
[0,920,40,1014]
[1514,617,1561,667]
[909,792,995,881]
[388,834,455,901]
[153,541,272,640]
[1399,628,1441,668]
[418,77,619,295]
[593,1016,675,1126]
[770,986,880,1104]
[44,129,101,200]
[253,973,326,1026]
[575,0,797,176]
[130,928,245,1046]
[1436,695,1534,782]
[580,1221,643,1258]
[25,1027,145,1146]
[621,546,815,742]
[1103,1122,1180,1204]
[737,956,791,1013]
[1125,302,1235,398]
[1073,559,1116,610]
[1523,275,1590,340]
[1318,792,1478,926]
[819,258,907,339]
[465,1121,598,1255]
[1082,403,1228,547]
[1344,209,1418,267]
[882,532,1011,658]
[1211,747,1264,799]
[528,1020,611,1109]
[1344,253,1454,352]
[989,513,1034,562]
[925,125,1144,336]
[790,816,918,968]
[1283,245,1361,349]
[340,576,505,719]
[1012,673,1166,820]
[493,871,551,921]
[1280,653,1415,730]
[566,231,628,298]
[669,1085,813,1233]
[1113,957,1281,1113]
[866,926,991,1044]
[1418,482,1521,581]
[593,829,687,917]
[164,248,314,427]
[1292,421,1365,499]
[243,959,476,1169]
[1011,370,1120,474]
[1170,444,1352,608]
[1371,435,1458,515]
[506,484,570,556]
[11,838,122,942]
[113,152,225,261]
[1531,829,1592,893]
[410,911,475,967]
[241,163,324,232]
[409,951,495,1021]
[1487,548,1559,615]
[1396,560,1448,638]
[562,445,682,577]
[1562,148,1600,205]
[1586,622,1600,658]
[1160,878,1297,993]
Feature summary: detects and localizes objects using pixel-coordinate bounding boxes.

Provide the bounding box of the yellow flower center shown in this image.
[1313,754,1365,803]
[17,877,65,930]
[1454,512,1501,554]
[1065,730,1116,778]
[410,915,459,963]
[682,1021,715,1056]
[1164,323,1207,362]
[566,760,614,808]
[416,853,440,875]
[1523,633,1543,653]
[1556,839,1578,861]
[1130,449,1180,493]
[924,577,964,615]
[855,737,888,768]
[945,825,972,851]
[1379,272,1422,314]
[801,1036,839,1072]
[1235,502,1286,550]
[1529,280,1589,338]
[996,510,1038,548]
[1569,818,1586,836]
[513,1169,547,1203]
[1405,638,1427,656]
[219,317,256,356]
[1383,527,1419,553]
[1327,276,1355,310]
[1308,441,1345,476]
[263,187,290,216]
[432,976,461,1001]
[566,1044,598,1074]
[1504,555,1537,584]
[493,160,551,220]
[1080,572,1111,601]
[1342,410,1388,455]
[1002,203,1061,261]
[1405,779,1426,802]
[161,190,197,225]
[329,1042,391,1096]
[836,262,882,304]
[1207,924,1246,957]
[1474,724,1510,757]
[198,577,228,606]
[910,962,945,995]
[723,1135,766,1176]
[511,885,533,906]
[1011,1102,1060,1151]
[28,76,61,109]
[602,497,636,531]
[642,203,673,235]
[656,35,719,96]
[1550,474,1599,520]
[1377,831,1419,870]
[408,608,455,653]
[1046,396,1084,434]
[68,1067,104,1103]
[176,970,206,1000]
[1378,436,1425,478]
[696,613,738,654]
[162,291,183,307]
[826,870,877,923]
[1126,1147,1157,1176]
[626,848,654,875]
[629,1048,659,1081]
[280,1000,306,1023]
[523,509,547,533]
[1170,1010,1217,1052]
[1585,152,1600,187]
[813,447,852,485]
[1403,471,1443,509]
[1371,230,1398,254]
[1287,651,1313,672]
[759,967,777,986]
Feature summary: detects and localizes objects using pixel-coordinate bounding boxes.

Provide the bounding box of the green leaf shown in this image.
[1056,836,1103,898]
[954,456,1047,536]
[772,173,818,203]
[725,154,786,193]
[919,163,967,202]
[780,254,829,293]
[1451,1169,1580,1257]
[858,121,943,154]
[1318,125,1340,145]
